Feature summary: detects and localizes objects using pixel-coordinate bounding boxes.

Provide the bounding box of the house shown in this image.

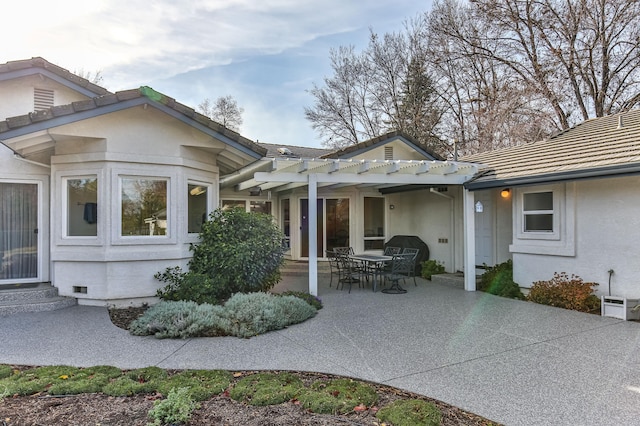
[0,57,484,305]
[4,57,638,307]
[463,109,640,299]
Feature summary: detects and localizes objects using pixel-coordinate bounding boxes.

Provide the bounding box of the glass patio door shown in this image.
[300,198,349,258]
[0,183,38,281]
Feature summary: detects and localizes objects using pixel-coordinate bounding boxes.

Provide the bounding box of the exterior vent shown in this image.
[277,147,293,156]
[34,88,54,111]
[384,146,393,160]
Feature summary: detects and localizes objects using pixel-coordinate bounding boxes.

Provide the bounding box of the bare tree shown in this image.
[305,23,443,152]
[198,95,244,132]
[427,0,557,155]
[74,69,104,85]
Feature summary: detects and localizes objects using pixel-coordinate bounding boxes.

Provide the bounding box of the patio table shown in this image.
[349,253,392,292]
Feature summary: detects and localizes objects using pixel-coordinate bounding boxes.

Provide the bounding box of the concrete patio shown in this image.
[1,266,640,425]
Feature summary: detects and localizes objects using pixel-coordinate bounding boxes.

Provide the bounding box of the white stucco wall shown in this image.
[45,106,221,306]
[0,74,90,120]
[512,176,640,298]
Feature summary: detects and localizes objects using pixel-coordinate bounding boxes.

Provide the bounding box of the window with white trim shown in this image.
[188,183,208,234]
[65,177,98,237]
[363,197,385,250]
[121,177,168,236]
[523,191,553,232]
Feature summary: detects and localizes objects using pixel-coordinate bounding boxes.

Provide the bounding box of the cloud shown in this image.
[4,0,431,147]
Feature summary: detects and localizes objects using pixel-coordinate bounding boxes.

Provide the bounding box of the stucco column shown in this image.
[308,174,318,296]
[463,188,477,291]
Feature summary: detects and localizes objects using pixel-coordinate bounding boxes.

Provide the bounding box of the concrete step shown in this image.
[431,273,465,288]
[0,284,76,316]
[280,260,331,276]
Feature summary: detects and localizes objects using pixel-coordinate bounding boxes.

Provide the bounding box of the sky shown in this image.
[3,0,433,148]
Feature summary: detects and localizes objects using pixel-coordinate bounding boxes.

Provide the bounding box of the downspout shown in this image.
[429,188,455,273]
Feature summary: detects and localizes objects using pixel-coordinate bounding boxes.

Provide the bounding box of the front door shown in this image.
[0,183,39,282]
[474,191,494,267]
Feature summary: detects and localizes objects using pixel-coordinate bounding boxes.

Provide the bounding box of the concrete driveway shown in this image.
[1,273,640,425]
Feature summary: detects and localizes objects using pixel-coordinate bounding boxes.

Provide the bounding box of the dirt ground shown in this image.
[0,308,499,425]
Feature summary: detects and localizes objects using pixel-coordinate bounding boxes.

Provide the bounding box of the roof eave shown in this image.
[465,163,640,190]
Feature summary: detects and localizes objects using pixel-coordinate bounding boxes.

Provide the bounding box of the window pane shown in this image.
[525,214,553,232]
[67,178,97,236]
[326,198,349,251]
[281,199,290,250]
[250,201,272,215]
[364,197,384,237]
[364,239,384,250]
[523,192,553,211]
[121,178,167,236]
[188,184,207,234]
[221,200,246,210]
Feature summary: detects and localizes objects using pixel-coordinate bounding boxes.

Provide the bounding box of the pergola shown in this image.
[220,157,484,295]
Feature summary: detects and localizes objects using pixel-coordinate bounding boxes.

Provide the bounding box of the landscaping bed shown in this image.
[0,309,500,425]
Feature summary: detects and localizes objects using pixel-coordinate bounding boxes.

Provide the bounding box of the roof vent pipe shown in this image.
[617,115,624,129]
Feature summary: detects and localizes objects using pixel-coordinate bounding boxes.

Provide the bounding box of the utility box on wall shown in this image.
[601,296,640,321]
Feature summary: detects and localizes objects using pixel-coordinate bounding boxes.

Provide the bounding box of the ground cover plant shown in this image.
[129,292,317,339]
[527,272,600,313]
[0,365,500,425]
[155,207,286,305]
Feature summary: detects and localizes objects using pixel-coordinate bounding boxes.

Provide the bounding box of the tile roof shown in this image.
[0,57,112,96]
[0,86,266,158]
[320,131,444,160]
[463,108,640,189]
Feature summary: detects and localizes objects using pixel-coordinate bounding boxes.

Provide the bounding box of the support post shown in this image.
[463,188,477,291]
[308,174,318,296]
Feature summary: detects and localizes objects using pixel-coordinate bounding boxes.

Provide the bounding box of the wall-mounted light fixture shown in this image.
[500,188,511,198]
[389,204,395,210]
[189,186,206,196]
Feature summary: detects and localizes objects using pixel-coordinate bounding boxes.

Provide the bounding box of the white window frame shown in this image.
[56,169,104,246]
[112,169,177,245]
[519,190,558,239]
[363,196,386,251]
[510,183,575,256]
[187,180,213,236]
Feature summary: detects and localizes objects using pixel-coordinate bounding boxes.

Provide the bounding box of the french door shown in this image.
[300,198,349,258]
[0,183,39,282]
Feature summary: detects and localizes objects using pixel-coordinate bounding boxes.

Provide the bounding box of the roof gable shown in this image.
[464,108,640,189]
[320,131,444,161]
[0,86,266,172]
[0,57,111,98]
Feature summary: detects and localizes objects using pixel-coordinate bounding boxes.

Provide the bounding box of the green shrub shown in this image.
[527,272,600,312]
[154,268,219,305]
[297,378,378,415]
[376,399,442,426]
[130,293,317,339]
[421,260,445,280]
[230,372,304,406]
[147,386,200,426]
[478,260,525,299]
[279,291,323,310]
[156,208,286,304]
